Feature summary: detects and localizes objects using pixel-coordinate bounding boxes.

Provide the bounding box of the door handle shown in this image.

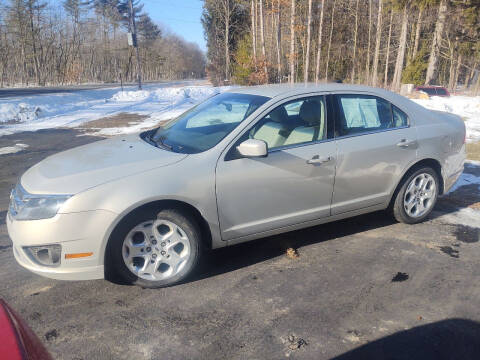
[396,139,416,148]
[307,155,333,165]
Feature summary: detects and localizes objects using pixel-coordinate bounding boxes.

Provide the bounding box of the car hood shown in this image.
[21,134,187,194]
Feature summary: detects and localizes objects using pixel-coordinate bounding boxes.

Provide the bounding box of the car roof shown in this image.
[415,85,447,89]
[227,83,397,99]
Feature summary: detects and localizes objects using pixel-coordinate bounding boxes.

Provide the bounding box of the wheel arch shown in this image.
[103,199,213,278]
[389,158,444,208]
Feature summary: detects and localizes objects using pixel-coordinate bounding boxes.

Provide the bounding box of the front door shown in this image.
[215,95,337,241]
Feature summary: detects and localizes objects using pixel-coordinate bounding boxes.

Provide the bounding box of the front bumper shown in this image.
[6,209,117,281]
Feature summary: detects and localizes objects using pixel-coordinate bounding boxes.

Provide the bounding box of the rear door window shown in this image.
[335,94,403,137]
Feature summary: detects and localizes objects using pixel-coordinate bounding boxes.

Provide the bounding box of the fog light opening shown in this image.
[24,244,62,267]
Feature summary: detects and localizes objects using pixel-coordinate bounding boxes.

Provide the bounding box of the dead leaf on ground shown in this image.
[286,248,299,259]
[469,202,480,210]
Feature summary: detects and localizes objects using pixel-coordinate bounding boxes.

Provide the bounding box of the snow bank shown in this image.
[111,90,150,102]
[0,143,29,155]
[0,81,229,136]
[413,96,480,142]
[439,160,480,228]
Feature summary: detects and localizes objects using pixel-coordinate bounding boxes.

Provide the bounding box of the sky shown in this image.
[142,0,206,52]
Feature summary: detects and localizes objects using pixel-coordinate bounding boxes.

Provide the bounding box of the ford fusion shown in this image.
[7,84,466,288]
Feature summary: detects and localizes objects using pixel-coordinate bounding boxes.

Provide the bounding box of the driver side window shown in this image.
[249,96,327,150]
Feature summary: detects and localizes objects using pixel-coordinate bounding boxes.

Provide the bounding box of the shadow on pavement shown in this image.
[193,211,395,282]
[332,318,480,360]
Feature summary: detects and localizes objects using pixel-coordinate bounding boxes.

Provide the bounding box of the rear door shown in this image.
[330,93,418,215]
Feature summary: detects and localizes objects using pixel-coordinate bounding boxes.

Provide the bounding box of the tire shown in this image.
[392,167,439,224]
[109,208,202,288]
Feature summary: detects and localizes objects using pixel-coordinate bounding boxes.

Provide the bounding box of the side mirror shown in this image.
[236,139,268,158]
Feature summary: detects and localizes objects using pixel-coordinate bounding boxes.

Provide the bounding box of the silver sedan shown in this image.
[7,84,466,287]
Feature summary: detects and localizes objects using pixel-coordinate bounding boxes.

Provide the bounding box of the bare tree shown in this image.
[365,0,372,84]
[384,9,394,87]
[259,0,268,76]
[251,0,257,64]
[350,0,359,83]
[392,5,408,91]
[315,0,325,83]
[425,0,448,84]
[371,0,383,86]
[289,0,295,83]
[325,0,336,81]
[304,0,312,82]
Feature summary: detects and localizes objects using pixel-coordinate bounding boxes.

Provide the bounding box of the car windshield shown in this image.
[148,93,269,154]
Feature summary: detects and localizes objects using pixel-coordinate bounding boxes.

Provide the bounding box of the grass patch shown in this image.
[467,141,480,161]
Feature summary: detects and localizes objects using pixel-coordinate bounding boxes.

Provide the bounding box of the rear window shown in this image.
[417,87,437,96]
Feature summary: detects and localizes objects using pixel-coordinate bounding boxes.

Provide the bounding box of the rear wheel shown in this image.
[392,167,439,224]
[110,208,202,288]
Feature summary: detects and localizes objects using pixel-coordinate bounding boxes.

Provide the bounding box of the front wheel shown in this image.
[109,208,202,288]
[392,167,439,224]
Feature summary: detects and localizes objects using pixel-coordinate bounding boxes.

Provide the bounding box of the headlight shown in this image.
[24,244,62,267]
[9,183,71,221]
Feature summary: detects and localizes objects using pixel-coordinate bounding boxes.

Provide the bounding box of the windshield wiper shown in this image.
[155,136,173,151]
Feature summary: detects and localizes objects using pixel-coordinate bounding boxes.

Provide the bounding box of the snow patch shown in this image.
[440,160,480,228]
[111,90,150,102]
[0,103,41,123]
[0,143,29,155]
[413,96,480,142]
[435,207,479,229]
[0,82,230,136]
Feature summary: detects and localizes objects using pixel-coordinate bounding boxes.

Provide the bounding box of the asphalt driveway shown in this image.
[0,129,479,360]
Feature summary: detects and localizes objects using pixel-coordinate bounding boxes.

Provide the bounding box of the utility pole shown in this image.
[128,0,142,90]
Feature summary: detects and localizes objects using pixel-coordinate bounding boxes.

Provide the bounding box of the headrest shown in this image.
[269,106,288,123]
[299,101,321,126]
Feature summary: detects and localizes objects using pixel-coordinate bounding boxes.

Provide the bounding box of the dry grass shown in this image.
[79,112,149,129]
[467,141,480,161]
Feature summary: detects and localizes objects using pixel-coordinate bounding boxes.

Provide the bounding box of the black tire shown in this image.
[108,208,202,288]
[392,167,439,224]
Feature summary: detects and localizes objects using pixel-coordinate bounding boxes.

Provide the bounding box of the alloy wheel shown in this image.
[403,173,436,218]
[122,219,191,281]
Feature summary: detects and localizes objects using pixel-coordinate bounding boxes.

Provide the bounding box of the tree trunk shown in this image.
[365,0,372,84]
[412,7,423,60]
[448,43,456,90]
[289,0,295,83]
[371,0,383,86]
[225,7,230,81]
[453,53,462,92]
[392,6,408,92]
[276,0,282,82]
[259,0,268,79]
[474,71,480,96]
[425,0,447,85]
[384,10,393,87]
[351,0,359,83]
[315,0,325,83]
[251,0,257,64]
[304,0,313,83]
[467,61,477,88]
[325,0,336,81]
